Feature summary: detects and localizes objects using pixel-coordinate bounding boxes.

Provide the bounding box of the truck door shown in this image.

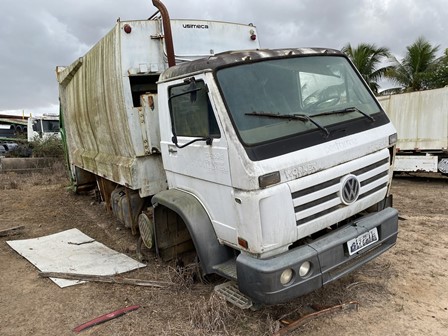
[161,76,232,189]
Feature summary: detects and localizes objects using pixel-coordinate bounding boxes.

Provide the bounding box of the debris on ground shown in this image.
[273,301,359,336]
[0,225,24,237]
[6,228,145,287]
[73,305,141,333]
[39,271,171,288]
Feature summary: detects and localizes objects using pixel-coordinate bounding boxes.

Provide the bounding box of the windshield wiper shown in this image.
[311,106,375,122]
[245,112,330,137]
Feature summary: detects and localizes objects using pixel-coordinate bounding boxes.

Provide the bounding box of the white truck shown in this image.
[27,114,61,142]
[378,87,448,174]
[57,0,398,306]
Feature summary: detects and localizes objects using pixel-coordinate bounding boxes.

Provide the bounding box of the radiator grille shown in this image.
[291,155,389,226]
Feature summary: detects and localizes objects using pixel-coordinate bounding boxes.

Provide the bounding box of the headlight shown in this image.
[280,268,294,285]
[389,133,398,146]
[299,261,311,278]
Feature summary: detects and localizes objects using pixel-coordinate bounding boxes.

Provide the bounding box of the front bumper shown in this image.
[236,207,398,305]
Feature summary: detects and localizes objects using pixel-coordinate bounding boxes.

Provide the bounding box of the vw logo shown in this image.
[340,175,360,205]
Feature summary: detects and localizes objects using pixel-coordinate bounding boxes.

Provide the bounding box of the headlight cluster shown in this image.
[280,261,312,286]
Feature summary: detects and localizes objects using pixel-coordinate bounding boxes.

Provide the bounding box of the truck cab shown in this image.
[153,48,398,304]
[27,114,61,142]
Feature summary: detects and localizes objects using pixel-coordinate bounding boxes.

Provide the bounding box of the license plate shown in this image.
[347,228,379,255]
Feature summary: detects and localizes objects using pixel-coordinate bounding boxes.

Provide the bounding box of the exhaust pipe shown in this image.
[152,0,176,67]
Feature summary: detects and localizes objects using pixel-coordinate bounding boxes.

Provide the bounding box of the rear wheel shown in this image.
[136,211,154,262]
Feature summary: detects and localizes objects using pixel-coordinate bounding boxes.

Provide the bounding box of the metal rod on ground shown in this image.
[273,301,359,336]
[73,305,140,333]
[38,272,171,288]
[0,225,25,237]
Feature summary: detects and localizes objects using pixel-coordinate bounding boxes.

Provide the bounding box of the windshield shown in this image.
[216,55,381,145]
[42,120,60,133]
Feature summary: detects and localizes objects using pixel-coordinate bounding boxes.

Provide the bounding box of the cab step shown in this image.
[213,259,237,281]
[214,281,253,309]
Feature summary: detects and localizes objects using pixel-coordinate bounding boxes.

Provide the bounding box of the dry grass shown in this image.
[189,293,233,335]
[0,173,22,190]
[0,160,68,190]
[167,263,200,289]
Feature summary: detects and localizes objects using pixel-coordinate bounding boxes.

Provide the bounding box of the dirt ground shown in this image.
[0,164,447,336]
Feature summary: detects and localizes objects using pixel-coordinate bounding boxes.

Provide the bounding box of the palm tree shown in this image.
[386,36,439,92]
[342,43,392,94]
[424,48,448,89]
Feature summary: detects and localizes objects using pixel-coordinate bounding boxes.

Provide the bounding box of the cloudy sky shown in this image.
[0,0,446,116]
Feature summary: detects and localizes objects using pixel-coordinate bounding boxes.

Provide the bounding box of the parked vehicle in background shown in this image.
[378,87,448,174]
[57,0,399,307]
[27,114,61,142]
[0,114,60,158]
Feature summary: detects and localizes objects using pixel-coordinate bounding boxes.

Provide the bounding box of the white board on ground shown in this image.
[7,228,145,288]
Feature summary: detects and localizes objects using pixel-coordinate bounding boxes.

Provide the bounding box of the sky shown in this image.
[0,0,446,116]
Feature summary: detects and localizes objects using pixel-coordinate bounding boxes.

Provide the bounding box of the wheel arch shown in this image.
[151,189,234,274]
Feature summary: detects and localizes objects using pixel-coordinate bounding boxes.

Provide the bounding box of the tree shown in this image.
[342,43,392,94]
[386,36,440,92]
[423,48,448,89]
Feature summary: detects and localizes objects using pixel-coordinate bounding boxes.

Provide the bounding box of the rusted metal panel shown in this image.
[378,87,448,151]
[140,93,161,154]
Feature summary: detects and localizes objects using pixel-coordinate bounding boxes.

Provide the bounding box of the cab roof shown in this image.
[159,47,344,81]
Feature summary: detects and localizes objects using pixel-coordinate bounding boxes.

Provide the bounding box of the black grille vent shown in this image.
[290,155,390,226]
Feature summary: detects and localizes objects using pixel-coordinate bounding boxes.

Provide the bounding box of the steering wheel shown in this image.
[304,95,340,111]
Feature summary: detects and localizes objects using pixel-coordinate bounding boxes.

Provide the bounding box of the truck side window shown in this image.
[169,81,220,138]
[33,121,42,133]
[43,120,60,132]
